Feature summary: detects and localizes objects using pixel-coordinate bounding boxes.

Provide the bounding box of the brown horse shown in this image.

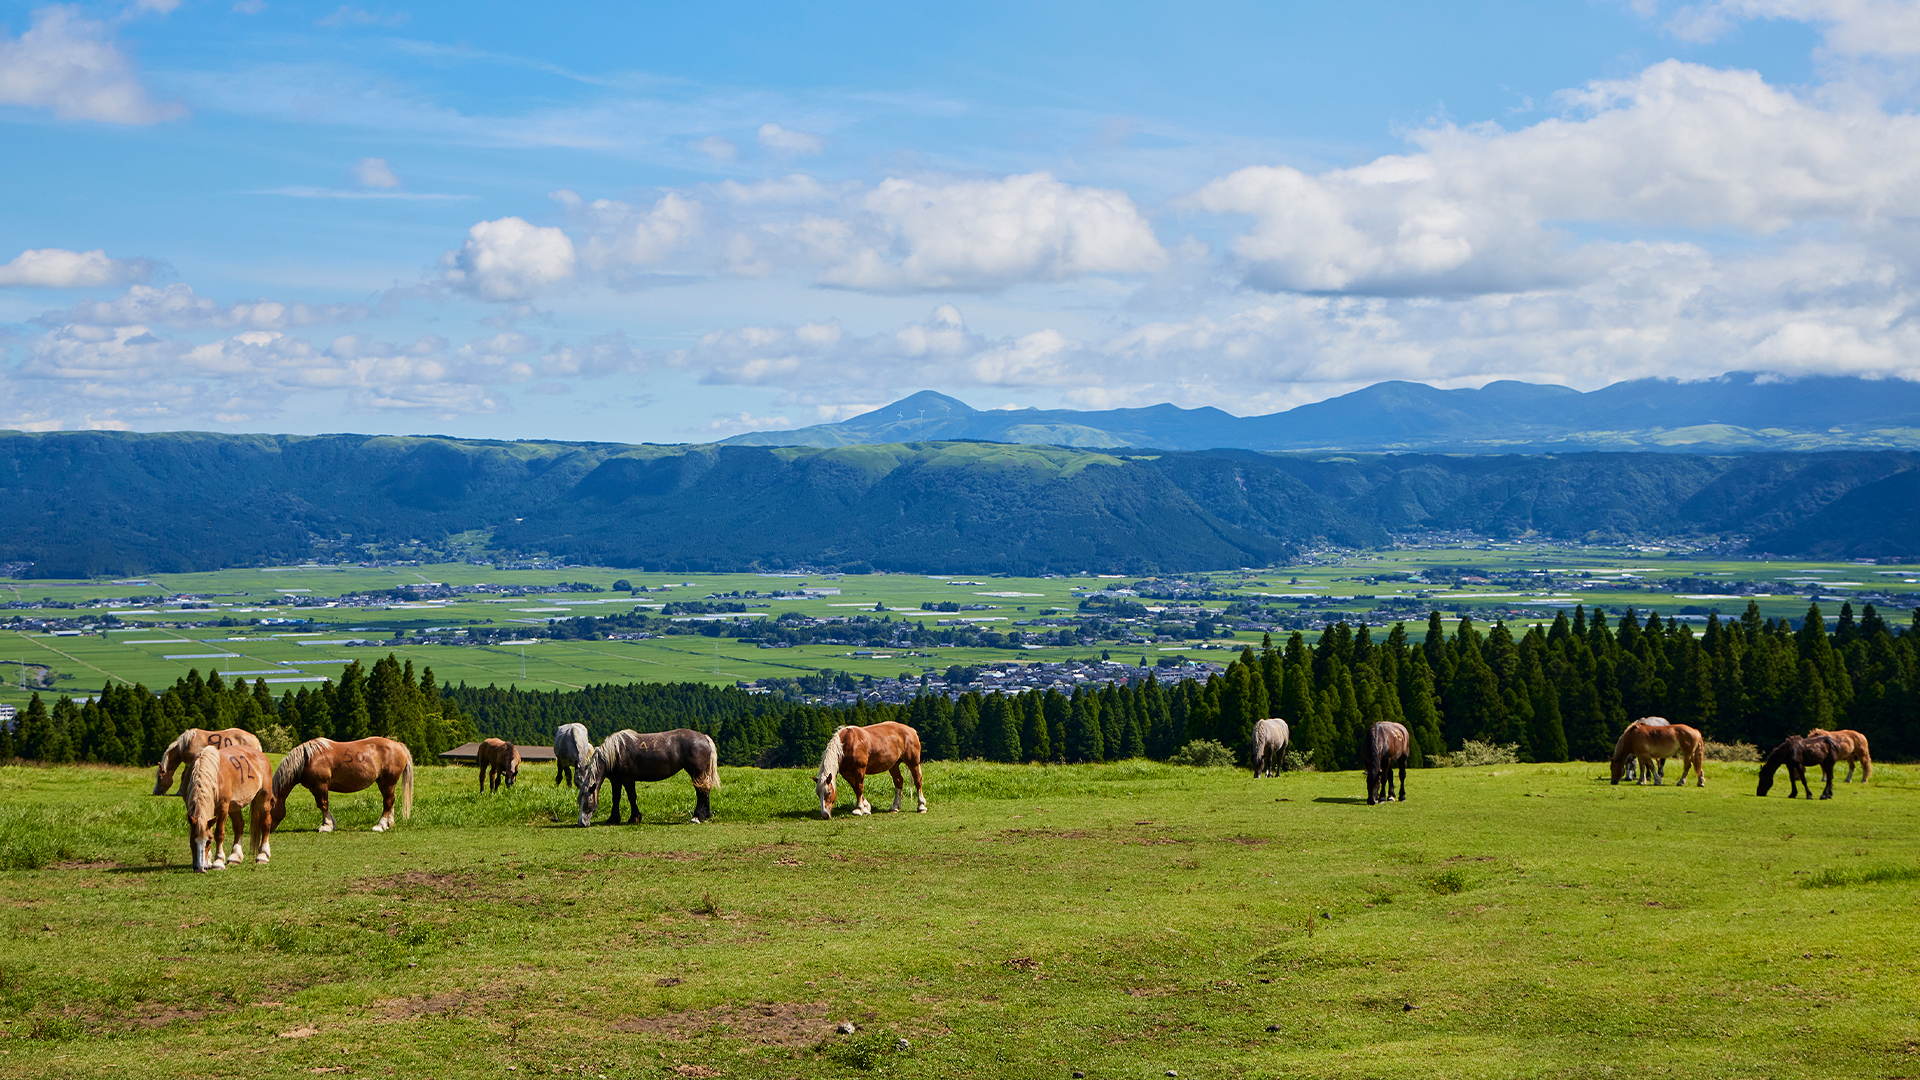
[1807,728,1871,783]
[478,738,521,791]
[270,737,414,833]
[1759,735,1841,799]
[816,722,925,819]
[1362,721,1409,805]
[1610,721,1705,787]
[186,744,274,872]
[153,727,263,797]
[576,728,720,826]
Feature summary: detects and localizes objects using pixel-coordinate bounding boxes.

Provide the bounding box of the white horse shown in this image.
[553,723,592,786]
[1621,717,1669,782]
[1250,717,1290,777]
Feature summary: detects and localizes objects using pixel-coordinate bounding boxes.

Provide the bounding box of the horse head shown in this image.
[816,771,837,819]
[153,759,178,796]
[504,755,520,788]
[575,755,600,827]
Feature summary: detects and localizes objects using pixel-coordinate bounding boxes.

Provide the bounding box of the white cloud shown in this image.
[540,331,644,378]
[0,6,185,124]
[0,247,151,288]
[1665,0,1920,55]
[757,122,824,156]
[578,193,703,270]
[693,135,737,162]
[233,1,268,13]
[317,6,409,29]
[353,157,401,189]
[37,283,367,329]
[441,217,577,302]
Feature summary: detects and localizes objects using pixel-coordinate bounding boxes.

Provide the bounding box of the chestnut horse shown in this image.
[1251,717,1290,777]
[1620,716,1670,783]
[1807,728,1871,783]
[1610,721,1705,787]
[576,728,719,826]
[270,737,414,833]
[816,722,925,819]
[553,723,592,786]
[153,727,263,797]
[186,744,274,872]
[478,738,521,791]
[1759,735,1841,799]
[1362,721,1410,805]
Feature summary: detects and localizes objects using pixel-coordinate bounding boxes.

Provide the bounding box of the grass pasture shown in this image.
[2,760,1918,1079]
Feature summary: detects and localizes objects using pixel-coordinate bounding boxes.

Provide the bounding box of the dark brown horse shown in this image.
[1758,735,1841,799]
[816,721,925,819]
[270,737,415,833]
[1807,728,1871,783]
[477,738,521,791]
[576,728,719,826]
[1362,721,1410,805]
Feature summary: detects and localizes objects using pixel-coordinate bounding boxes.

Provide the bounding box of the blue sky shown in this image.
[1,1,1911,440]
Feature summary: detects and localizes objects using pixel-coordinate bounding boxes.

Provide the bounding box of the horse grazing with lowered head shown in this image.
[1610,721,1705,787]
[1250,717,1291,777]
[271,737,414,833]
[1620,716,1670,783]
[553,723,592,786]
[154,727,263,797]
[1807,728,1871,784]
[576,728,719,826]
[817,721,925,819]
[185,744,274,873]
[477,738,520,791]
[1362,721,1410,805]
[1759,735,1841,799]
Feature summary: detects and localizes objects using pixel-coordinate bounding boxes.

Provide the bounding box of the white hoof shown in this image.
[255,853,270,864]
[317,822,335,833]
[689,816,704,824]
[917,804,927,813]
[211,859,227,871]
[371,820,390,833]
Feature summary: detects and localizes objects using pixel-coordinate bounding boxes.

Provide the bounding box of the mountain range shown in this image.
[721,372,1920,453]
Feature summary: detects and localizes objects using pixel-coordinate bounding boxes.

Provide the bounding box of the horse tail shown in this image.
[400,745,415,821]
[187,745,222,824]
[693,732,721,792]
[272,738,325,804]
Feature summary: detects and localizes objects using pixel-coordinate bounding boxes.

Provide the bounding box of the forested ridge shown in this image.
[3,432,1920,575]
[11,601,1916,770]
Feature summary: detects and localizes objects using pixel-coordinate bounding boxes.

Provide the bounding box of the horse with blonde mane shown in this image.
[477,738,520,791]
[1610,720,1705,787]
[1620,717,1670,783]
[1362,721,1409,805]
[1807,728,1871,783]
[816,721,925,819]
[153,727,263,797]
[270,737,414,833]
[1250,717,1290,777]
[1758,734,1840,799]
[185,744,274,872]
[575,728,719,826]
[553,723,592,786]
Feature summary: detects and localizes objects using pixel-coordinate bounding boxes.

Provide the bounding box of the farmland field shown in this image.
[1,757,1916,1078]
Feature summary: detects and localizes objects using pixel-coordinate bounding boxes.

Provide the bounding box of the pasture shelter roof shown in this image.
[440,742,558,763]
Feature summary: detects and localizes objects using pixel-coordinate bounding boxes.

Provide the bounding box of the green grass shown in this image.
[1,758,1918,1078]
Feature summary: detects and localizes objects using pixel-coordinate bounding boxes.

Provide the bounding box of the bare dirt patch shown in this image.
[672,1066,722,1078]
[372,987,513,1020]
[353,870,486,897]
[48,860,121,871]
[610,1000,835,1047]
[583,850,706,863]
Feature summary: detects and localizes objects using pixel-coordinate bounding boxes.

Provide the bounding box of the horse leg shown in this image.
[209,811,229,871]
[691,785,712,823]
[911,759,927,812]
[226,805,246,864]
[1820,764,1834,800]
[1395,757,1407,802]
[624,781,642,824]
[314,785,335,833]
[373,780,396,832]
[606,780,624,826]
[888,764,905,812]
[851,772,872,816]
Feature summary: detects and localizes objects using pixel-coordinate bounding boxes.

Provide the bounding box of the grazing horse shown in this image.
[1620,716,1670,783]
[553,723,592,786]
[1250,717,1291,777]
[153,727,263,797]
[1610,721,1706,787]
[270,737,414,833]
[1807,728,1871,783]
[576,729,719,826]
[1759,735,1841,800]
[1362,721,1410,805]
[186,744,274,873]
[817,722,926,820]
[477,738,521,791]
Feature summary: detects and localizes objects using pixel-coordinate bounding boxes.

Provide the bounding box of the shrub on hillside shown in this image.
[1167,739,1237,768]
[1435,740,1519,767]
[1704,740,1760,762]
[257,723,296,755]
[1283,747,1317,772]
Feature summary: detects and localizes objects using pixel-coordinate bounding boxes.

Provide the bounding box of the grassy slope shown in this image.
[1,759,1916,1079]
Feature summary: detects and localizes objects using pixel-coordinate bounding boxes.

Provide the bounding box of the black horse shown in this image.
[576,728,720,826]
[1362,721,1410,805]
[1757,735,1840,800]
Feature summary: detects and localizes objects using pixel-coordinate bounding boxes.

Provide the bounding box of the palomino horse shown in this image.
[1759,735,1841,799]
[576,729,719,826]
[1250,717,1290,777]
[1620,717,1670,783]
[553,723,592,786]
[817,721,926,820]
[186,744,274,873]
[154,727,263,797]
[1362,721,1410,805]
[270,737,414,833]
[1610,721,1706,787]
[1807,728,1871,783]
[477,738,521,791]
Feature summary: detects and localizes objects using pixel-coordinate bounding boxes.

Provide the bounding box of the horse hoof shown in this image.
[317,824,335,833]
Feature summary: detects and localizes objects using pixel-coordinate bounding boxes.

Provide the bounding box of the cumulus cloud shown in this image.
[441,217,577,302]
[757,122,824,156]
[36,283,368,329]
[1665,0,1920,55]
[692,135,737,162]
[353,157,401,188]
[0,6,185,124]
[0,248,151,288]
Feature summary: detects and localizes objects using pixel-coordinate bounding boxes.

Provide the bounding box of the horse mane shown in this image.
[583,729,634,788]
[272,738,331,803]
[163,728,204,769]
[818,726,851,779]
[186,744,223,822]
